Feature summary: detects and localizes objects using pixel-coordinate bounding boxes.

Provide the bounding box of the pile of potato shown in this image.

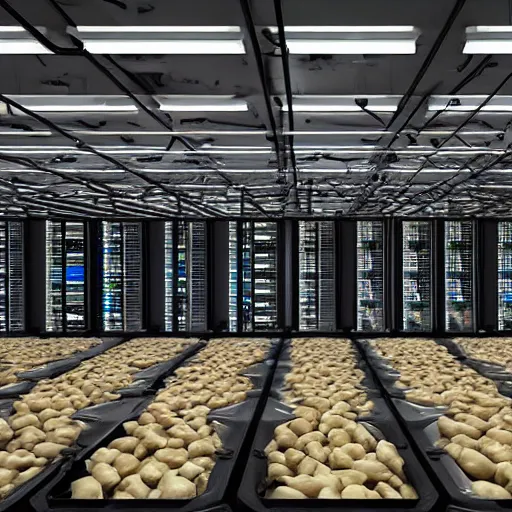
[70,338,271,500]
[264,338,418,500]
[454,337,512,373]
[0,338,102,386]
[373,338,512,499]
[0,337,196,500]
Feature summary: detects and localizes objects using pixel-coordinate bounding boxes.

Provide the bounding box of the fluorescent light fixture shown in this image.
[268,26,419,54]
[1,95,138,114]
[464,26,512,54]
[428,95,512,112]
[68,26,245,54]
[284,95,401,112]
[154,95,247,112]
[0,26,51,54]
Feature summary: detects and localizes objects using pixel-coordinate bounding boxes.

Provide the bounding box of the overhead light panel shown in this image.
[428,95,512,112]
[284,95,401,112]
[0,26,51,54]
[268,26,419,54]
[154,95,247,112]
[1,95,138,114]
[464,26,512,54]
[68,26,245,54]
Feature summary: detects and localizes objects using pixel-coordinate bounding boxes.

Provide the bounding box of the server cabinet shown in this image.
[164,221,207,332]
[401,221,433,332]
[297,221,336,331]
[0,222,23,332]
[45,221,85,332]
[444,220,474,332]
[229,221,279,332]
[356,221,384,331]
[498,221,512,330]
[101,222,143,332]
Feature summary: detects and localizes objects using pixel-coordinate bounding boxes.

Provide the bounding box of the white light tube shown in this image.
[69,26,245,54]
[464,26,512,54]
[0,26,51,54]
[154,95,248,112]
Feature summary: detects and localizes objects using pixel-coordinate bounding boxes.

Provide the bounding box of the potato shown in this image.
[5,452,36,470]
[280,475,326,498]
[123,421,139,435]
[451,434,479,450]
[445,443,496,480]
[10,414,40,431]
[117,474,151,498]
[472,480,512,499]
[91,448,121,465]
[329,448,354,469]
[178,461,205,480]
[297,456,317,476]
[0,420,13,445]
[154,448,188,468]
[495,462,512,492]
[333,469,368,487]
[188,439,215,459]
[268,463,293,481]
[71,476,103,499]
[141,430,168,452]
[328,428,351,447]
[267,486,307,499]
[33,442,67,459]
[305,441,327,463]
[0,468,17,487]
[108,437,139,454]
[157,473,196,499]
[113,453,140,478]
[91,463,121,491]
[352,424,378,452]
[375,481,403,499]
[341,484,367,498]
[13,466,43,485]
[288,418,313,437]
[113,491,134,499]
[340,443,366,460]
[138,460,168,487]
[352,460,393,482]
[376,440,406,481]
[400,483,419,499]
[168,424,200,446]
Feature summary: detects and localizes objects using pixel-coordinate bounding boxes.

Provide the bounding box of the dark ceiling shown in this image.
[0,0,511,218]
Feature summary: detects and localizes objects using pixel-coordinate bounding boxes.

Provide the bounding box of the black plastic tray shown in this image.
[237,399,439,511]
[0,395,149,512]
[358,340,512,511]
[237,338,439,512]
[30,338,283,512]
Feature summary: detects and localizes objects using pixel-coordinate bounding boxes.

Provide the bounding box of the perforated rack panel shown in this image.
[498,221,512,330]
[445,220,474,332]
[357,220,384,331]
[402,221,432,331]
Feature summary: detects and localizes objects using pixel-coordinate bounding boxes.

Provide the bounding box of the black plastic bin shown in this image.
[237,338,439,512]
[30,338,283,512]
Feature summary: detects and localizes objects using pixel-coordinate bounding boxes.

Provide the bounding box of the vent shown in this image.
[402,221,432,331]
[123,223,143,332]
[164,222,173,331]
[45,221,63,332]
[357,221,384,331]
[188,221,207,331]
[7,222,24,331]
[498,221,512,330]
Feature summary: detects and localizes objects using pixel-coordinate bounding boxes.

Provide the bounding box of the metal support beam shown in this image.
[87,220,101,334]
[338,220,357,332]
[209,221,229,332]
[25,220,46,335]
[477,220,498,332]
[433,219,445,335]
[147,221,165,332]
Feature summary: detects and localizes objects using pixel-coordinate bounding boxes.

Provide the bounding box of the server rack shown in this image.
[444,220,474,332]
[228,221,279,332]
[101,222,143,332]
[0,222,23,332]
[297,221,336,331]
[164,221,207,332]
[498,221,512,330]
[45,221,85,332]
[401,220,433,332]
[356,220,384,331]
